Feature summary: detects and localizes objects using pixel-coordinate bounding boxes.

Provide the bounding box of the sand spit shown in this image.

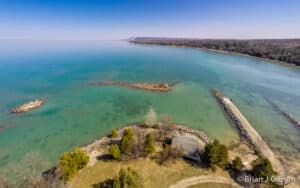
[212,90,286,177]
[10,99,44,113]
[91,81,179,92]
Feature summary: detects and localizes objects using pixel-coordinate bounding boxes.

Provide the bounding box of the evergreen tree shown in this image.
[111,128,118,138]
[58,148,89,181]
[120,128,134,154]
[232,156,244,171]
[144,134,155,155]
[251,157,276,180]
[113,167,143,188]
[110,144,121,160]
[203,140,228,169]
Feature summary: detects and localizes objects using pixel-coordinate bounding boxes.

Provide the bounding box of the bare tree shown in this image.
[0,176,12,188]
[159,115,175,141]
[135,129,145,158]
[159,145,184,165]
[8,152,65,188]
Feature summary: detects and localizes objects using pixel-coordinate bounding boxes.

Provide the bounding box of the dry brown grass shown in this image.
[70,158,230,188]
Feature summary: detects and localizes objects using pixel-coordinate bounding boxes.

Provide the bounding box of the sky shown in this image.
[0,0,299,40]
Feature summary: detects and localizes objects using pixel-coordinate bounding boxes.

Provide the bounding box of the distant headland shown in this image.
[129,37,300,66]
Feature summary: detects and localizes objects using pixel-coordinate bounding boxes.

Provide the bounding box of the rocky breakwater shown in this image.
[264,97,300,128]
[212,90,286,177]
[91,81,177,92]
[175,125,210,145]
[282,112,300,128]
[10,99,44,113]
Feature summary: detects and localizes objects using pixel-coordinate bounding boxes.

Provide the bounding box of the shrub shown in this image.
[251,157,276,181]
[110,144,121,160]
[113,167,143,188]
[10,152,55,188]
[141,122,151,128]
[120,128,134,154]
[203,140,228,169]
[159,83,168,88]
[144,134,155,155]
[152,124,159,129]
[112,179,121,188]
[111,128,118,138]
[58,148,89,181]
[159,145,183,165]
[232,156,244,171]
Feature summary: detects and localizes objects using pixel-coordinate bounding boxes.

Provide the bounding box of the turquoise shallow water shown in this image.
[0,40,299,178]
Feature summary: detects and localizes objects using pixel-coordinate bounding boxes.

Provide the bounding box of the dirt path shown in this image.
[169,175,241,188]
[221,96,285,177]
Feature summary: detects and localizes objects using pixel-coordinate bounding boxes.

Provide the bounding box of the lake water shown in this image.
[0,40,299,179]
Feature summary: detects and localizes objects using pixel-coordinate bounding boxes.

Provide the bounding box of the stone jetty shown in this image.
[175,125,210,145]
[10,99,44,113]
[282,112,300,128]
[264,97,300,128]
[91,81,177,92]
[212,90,285,177]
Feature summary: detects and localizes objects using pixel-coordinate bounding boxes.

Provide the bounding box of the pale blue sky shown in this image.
[0,0,299,40]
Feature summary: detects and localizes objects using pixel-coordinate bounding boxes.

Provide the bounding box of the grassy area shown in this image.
[70,158,230,188]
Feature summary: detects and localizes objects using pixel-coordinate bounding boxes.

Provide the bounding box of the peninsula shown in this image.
[10,99,44,113]
[44,120,243,188]
[91,81,177,92]
[129,37,300,66]
[42,111,296,187]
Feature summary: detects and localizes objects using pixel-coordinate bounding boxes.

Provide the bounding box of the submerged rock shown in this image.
[10,99,44,113]
[91,81,177,92]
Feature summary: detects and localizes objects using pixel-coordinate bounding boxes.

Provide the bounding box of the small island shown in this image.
[91,81,177,92]
[10,99,44,113]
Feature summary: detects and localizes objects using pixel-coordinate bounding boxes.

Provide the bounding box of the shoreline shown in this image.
[130,41,300,69]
